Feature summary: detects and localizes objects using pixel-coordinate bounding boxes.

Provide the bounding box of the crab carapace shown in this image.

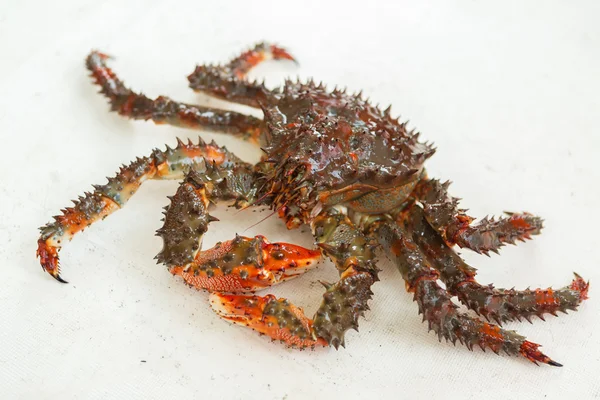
[37,43,589,365]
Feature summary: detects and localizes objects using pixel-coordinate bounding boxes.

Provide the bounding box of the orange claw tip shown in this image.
[270,45,298,64]
[571,272,590,300]
[37,239,69,284]
[519,341,561,367]
[210,293,327,348]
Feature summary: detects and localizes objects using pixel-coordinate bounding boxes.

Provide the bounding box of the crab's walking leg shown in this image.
[375,220,562,366]
[212,209,378,348]
[309,210,379,348]
[155,166,320,277]
[403,206,589,324]
[37,138,244,282]
[188,42,296,108]
[415,179,543,255]
[158,170,324,348]
[86,51,263,142]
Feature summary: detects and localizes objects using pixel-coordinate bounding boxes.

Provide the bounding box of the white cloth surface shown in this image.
[1,1,599,399]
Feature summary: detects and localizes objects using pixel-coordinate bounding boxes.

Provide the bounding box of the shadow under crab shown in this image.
[37,43,589,366]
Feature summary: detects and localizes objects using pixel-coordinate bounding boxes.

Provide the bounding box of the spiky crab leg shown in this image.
[415,179,543,255]
[187,42,297,108]
[154,159,261,266]
[155,171,324,347]
[86,51,264,142]
[403,206,589,324]
[210,210,378,349]
[37,138,245,283]
[310,210,379,348]
[226,42,297,80]
[159,174,324,347]
[154,162,321,291]
[375,220,562,366]
[210,268,374,349]
[168,233,321,293]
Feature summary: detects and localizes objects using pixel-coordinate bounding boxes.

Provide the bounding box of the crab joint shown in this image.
[210,293,327,348]
[169,235,321,292]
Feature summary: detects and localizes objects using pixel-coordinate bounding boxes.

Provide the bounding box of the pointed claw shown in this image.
[171,236,321,292]
[270,44,299,65]
[547,360,563,367]
[262,239,321,281]
[571,272,590,300]
[37,238,67,283]
[210,293,326,348]
[53,272,69,284]
[519,341,560,366]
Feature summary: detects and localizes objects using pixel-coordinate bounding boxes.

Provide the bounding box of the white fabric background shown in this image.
[2,1,599,399]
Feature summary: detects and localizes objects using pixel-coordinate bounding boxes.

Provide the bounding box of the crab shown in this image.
[37,42,589,366]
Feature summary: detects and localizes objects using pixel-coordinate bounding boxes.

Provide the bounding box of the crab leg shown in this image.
[415,179,543,255]
[310,210,379,348]
[403,206,589,324]
[155,166,319,277]
[375,220,562,366]
[86,51,264,142]
[187,42,297,108]
[37,137,248,283]
[225,42,297,80]
[169,235,321,293]
[211,209,378,348]
[158,171,324,348]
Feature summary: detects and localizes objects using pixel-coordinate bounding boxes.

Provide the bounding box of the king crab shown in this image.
[37,43,589,366]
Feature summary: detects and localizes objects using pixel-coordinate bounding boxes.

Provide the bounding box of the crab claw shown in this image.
[210,293,327,348]
[37,239,68,283]
[260,239,322,282]
[169,235,321,292]
[519,341,562,367]
[269,44,298,65]
[570,272,590,300]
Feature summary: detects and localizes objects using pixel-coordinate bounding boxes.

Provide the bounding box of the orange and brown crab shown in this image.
[37,43,588,366]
